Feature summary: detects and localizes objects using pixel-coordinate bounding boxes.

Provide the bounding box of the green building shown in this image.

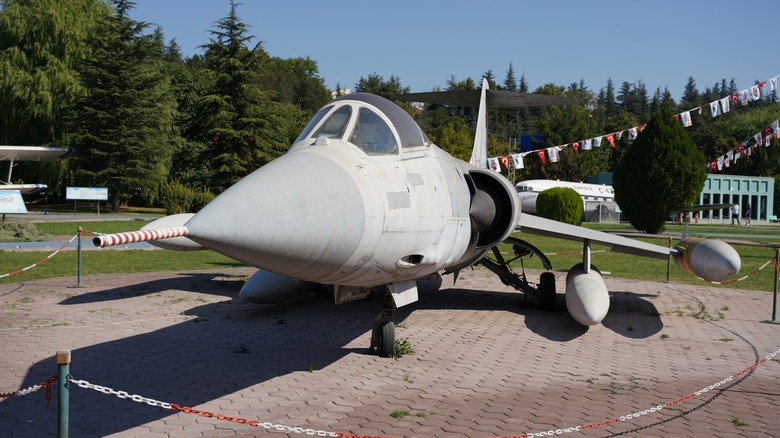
[586,172,775,223]
[698,174,775,223]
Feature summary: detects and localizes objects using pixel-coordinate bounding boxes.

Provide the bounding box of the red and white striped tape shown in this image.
[93,227,189,247]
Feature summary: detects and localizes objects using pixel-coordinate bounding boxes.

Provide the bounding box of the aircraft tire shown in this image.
[539,272,556,311]
[378,321,396,358]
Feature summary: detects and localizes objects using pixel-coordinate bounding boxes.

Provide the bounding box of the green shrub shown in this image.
[191,188,216,212]
[536,187,583,225]
[159,179,196,215]
[0,221,50,242]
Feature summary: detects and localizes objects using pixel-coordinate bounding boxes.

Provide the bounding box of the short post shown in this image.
[70,228,86,288]
[76,227,82,286]
[762,247,780,325]
[57,350,70,438]
[665,236,672,283]
[772,248,779,322]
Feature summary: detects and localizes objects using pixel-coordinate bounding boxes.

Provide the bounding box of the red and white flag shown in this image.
[605,133,615,148]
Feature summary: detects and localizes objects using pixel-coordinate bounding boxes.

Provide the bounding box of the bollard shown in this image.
[762,248,780,325]
[70,227,86,288]
[665,236,672,283]
[76,227,82,287]
[771,249,779,322]
[57,350,70,438]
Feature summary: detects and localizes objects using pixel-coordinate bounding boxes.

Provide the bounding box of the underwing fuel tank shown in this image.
[673,237,741,282]
[565,263,609,326]
[239,270,319,304]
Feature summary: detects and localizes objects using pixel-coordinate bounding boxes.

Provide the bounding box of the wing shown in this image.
[0,183,47,194]
[398,89,578,109]
[0,145,75,161]
[518,213,671,260]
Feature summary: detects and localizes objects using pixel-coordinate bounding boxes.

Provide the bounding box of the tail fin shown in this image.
[469,78,489,168]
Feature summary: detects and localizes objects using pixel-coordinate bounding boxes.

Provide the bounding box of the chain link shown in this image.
[68,378,171,410]
[0,375,57,409]
[68,376,339,436]
[55,346,780,438]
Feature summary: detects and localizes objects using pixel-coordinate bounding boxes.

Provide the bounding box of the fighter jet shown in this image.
[94,80,741,357]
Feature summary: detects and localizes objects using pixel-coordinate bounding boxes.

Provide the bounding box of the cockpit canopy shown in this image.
[293,93,428,155]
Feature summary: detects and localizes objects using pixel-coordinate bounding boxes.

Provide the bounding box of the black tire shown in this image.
[377,321,395,358]
[539,271,556,311]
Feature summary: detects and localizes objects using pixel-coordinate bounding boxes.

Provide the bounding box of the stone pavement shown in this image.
[1,266,779,437]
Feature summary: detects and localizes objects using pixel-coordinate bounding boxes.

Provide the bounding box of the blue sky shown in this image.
[131,0,778,100]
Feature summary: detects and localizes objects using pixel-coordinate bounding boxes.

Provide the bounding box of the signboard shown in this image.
[0,190,28,214]
[66,187,108,201]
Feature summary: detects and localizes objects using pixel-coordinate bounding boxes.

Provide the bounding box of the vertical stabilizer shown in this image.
[468,78,489,169]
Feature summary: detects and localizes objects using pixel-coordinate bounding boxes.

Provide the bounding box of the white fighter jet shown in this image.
[95,80,741,357]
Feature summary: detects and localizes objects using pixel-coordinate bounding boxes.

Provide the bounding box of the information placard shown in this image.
[0,190,28,214]
[66,187,108,201]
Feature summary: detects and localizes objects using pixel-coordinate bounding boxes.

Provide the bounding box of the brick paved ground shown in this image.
[1,266,779,437]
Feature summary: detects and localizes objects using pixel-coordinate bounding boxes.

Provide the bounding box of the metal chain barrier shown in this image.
[3,346,779,437]
[706,256,774,285]
[67,377,341,437]
[0,375,58,409]
[503,347,780,438]
[0,234,77,279]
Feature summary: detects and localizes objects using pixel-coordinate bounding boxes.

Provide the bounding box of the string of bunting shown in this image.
[486,73,780,172]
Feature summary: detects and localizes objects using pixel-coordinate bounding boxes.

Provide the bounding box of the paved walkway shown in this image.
[1,267,779,437]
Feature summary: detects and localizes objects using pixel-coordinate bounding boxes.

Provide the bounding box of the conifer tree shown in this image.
[613,107,707,234]
[68,0,176,211]
[188,0,285,193]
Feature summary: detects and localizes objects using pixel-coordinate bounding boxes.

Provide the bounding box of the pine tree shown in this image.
[613,107,707,233]
[68,0,176,211]
[189,0,283,193]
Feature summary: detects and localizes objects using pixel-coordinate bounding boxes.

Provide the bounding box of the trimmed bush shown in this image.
[191,188,216,212]
[536,187,584,225]
[159,179,196,215]
[0,221,50,242]
[160,179,217,215]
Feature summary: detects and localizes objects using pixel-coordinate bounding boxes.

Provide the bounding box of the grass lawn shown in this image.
[1,219,779,292]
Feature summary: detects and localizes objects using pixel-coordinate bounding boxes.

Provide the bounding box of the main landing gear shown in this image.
[477,236,557,311]
[369,291,397,357]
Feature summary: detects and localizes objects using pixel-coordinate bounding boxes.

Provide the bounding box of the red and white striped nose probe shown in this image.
[93,226,189,247]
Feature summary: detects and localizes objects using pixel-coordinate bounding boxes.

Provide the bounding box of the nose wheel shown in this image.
[370,292,397,357]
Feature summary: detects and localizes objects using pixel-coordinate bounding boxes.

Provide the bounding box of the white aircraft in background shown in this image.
[515,179,615,214]
[0,145,75,194]
[94,80,741,357]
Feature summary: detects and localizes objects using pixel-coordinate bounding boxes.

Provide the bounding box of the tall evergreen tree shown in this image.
[613,107,707,234]
[189,0,283,193]
[68,0,176,211]
[503,63,517,91]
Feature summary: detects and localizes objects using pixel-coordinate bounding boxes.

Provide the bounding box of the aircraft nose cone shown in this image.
[184,151,366,279]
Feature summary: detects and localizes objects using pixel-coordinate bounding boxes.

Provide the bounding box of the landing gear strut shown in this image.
[477,236,556,309]
[369,291,396,357]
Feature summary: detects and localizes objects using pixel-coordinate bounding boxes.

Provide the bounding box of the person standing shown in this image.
[743,203,752,226]
[731,203,740,225]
